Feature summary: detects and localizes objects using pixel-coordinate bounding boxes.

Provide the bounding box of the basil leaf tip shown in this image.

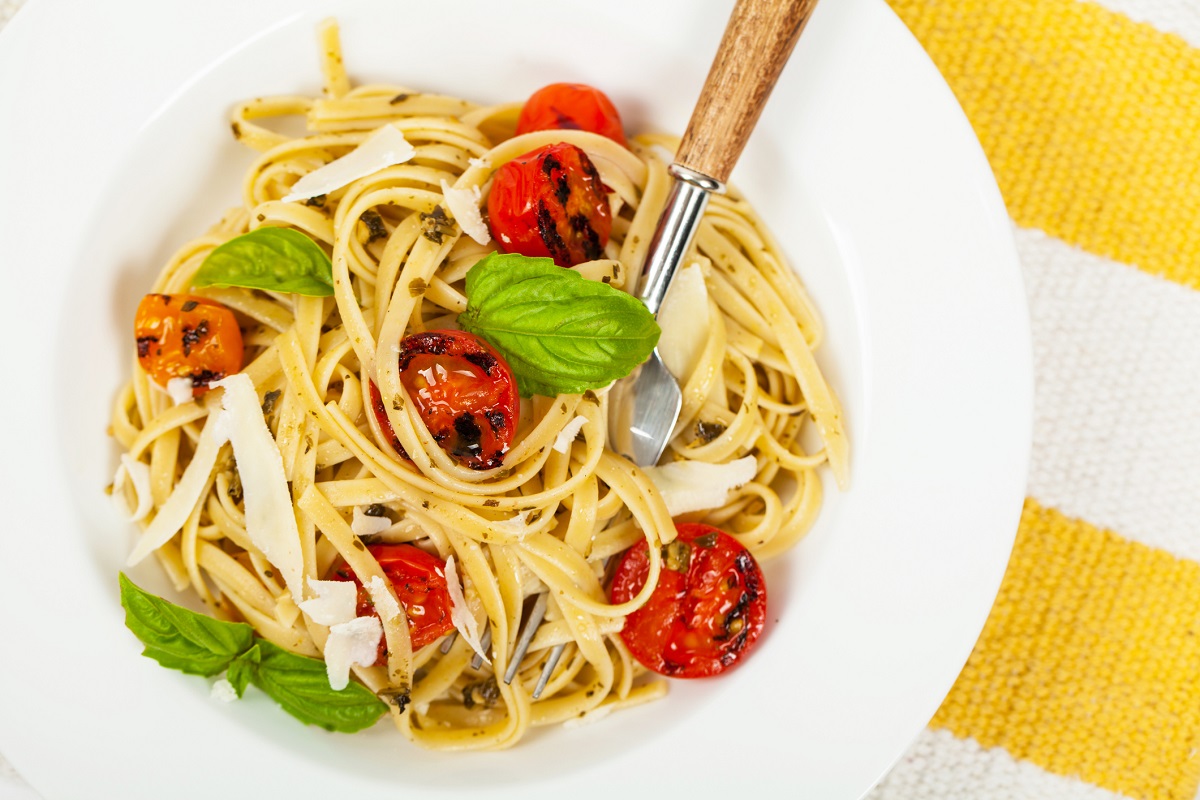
[458,252,661,397]
[118,574,387,733]
[192,227,334,297]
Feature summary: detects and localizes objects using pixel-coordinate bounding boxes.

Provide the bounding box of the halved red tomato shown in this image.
[134,294,243,396]
[487,142,612,268]
[516,83,627,147]
[371,330,518,470]
[333,544,456,663]
[609,522,768,678]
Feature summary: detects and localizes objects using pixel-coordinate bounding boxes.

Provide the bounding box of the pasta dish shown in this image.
[109,20,846,749]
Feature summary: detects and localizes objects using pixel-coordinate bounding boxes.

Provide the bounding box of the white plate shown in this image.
[0,0,1030,797]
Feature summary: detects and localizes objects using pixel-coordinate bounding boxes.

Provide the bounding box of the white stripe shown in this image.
[1090,0,1200,49]
[867,728,1133,800]
[1016,227,1200,561]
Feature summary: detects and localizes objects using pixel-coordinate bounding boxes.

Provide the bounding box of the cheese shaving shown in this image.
[324,616,384,691]
[439,179,490,245]
[365,575,402,623]
[642,456,758,516]
[126,410,227,566]
[444,555,488,664]
[298,578,358,626]
[282,125,415,202]
[213,374,305,604]
[351,505,392,538]
[656,261,710,380]
[165,377,195,405]
[552,415,589,454]
[490,509,533,536]
[210,679,238,703]
[111,454,153,522]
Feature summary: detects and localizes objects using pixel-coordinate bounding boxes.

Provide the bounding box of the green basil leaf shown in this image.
[459,253,660,397]
[192,227,334,296]
[225,643,261,699]
[119,573,255,676]
[250,640,387,733]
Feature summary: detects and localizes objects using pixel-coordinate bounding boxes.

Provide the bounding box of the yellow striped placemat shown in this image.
[871,1,1200,798]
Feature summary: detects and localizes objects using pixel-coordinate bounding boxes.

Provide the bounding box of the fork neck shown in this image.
[636,164,723,317]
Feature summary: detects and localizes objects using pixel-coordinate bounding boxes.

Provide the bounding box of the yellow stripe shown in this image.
[932,499,1200,799]
[887,0,1200,290]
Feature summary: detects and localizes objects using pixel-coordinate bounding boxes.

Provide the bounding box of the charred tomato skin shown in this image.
[371,330,518,470]
[134,294,243,396]
[333,544,456,664]
[516,83,628,147]
[487,142,612,268]
[609,522,768,678]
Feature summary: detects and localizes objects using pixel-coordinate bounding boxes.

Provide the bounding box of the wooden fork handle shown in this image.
[674,0,819,185]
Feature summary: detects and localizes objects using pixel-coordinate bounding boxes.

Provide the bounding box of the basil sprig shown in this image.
[458,253,660,397]
[119,574,386,733]
[192,227,334,296]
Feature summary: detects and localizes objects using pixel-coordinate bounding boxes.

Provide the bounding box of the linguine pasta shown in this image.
[109,20,846,749]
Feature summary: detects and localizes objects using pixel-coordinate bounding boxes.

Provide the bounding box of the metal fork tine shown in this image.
[532,643,566,699]
[503,593,548,684]
[469,625,492,670]
[439,630,457,654]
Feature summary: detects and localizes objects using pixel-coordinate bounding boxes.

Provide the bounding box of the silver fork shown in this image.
[438,591,562,699]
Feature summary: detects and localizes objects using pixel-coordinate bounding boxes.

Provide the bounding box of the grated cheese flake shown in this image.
[365,575,402,623]
[642,455,758,516]
[282,124,415,202]
[298,578,358,626]
[351,505,392,538]
[656,261,710,380]
[165,377,195,405]
[323,616,384,691]
[210,678,239,703]
[212,374,305,604]
[552,415,589,453]
[126,410,227,566]
[439,179,490,245]
[444,555,489,664]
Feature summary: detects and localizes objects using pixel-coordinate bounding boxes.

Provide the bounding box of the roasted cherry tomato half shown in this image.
[609,522,768,678]
[134,294,244,396]
[370,330,518,470]
[487,142,612,268]
[516,83,627,147]
[334,544,457,663]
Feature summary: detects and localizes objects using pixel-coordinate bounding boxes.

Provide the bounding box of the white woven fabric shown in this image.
[871,729,1134,800]
[1098,0,1200,47]
[1018,226,1200,561]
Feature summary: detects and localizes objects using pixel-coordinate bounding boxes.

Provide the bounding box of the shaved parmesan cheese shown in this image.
[298,578,358,626]
[324,616,384,691]
[656,261,710,380]
[444,555,489,664]
[642,456,758,516]
[111,454,153,522]
[351,505,392,538]
[165,377,195,405]
[212,374,305,604]
[126,410,227,566]
[439,179,490,245]
[282,125,415,202]
[490,509,533,536]
[210,679,238,703]
[552,415,589,453]
[467,156,489,170]
[365,575,402,623]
